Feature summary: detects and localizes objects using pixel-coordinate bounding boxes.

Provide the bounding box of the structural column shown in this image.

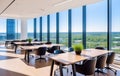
[107,0,112,50]
[34,18,37,39]
[56,12,59,44]
[82,6,86,49]
[21,18,28,39]
[68,9,72,47]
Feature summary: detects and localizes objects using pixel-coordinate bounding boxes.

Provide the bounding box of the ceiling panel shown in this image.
[0,0,103,18]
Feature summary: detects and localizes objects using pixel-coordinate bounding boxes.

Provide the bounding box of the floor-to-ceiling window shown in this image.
[36,18,40,40]
[86,0,107,48]
[59,11,68,47]
[15,19,21,39]
[72,7,82,46]
[50,13,56,43]
[42,16,47,41]
[27,19,34,38]
[0,18,6,44]
[112,0,120,61]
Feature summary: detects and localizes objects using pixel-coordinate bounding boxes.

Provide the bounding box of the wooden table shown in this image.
[5,39,26,49]
[13,41,44,53]
[20,44,63,63]
[49,49,110,76]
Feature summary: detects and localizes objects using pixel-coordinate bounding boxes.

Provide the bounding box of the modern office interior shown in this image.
[0,0,120,76]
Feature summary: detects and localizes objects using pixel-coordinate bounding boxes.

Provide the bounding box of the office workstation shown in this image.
[0,0,120,76]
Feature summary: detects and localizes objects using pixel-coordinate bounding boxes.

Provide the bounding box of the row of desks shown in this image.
[13,41,63,63]
[20,44,63,63]
[9,41,111,76]
[13,41,46,53]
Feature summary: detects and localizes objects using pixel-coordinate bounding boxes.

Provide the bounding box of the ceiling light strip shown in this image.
[0,0,15,15]
[54,0,72,7]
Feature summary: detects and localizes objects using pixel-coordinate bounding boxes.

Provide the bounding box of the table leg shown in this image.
[59,63,63,76]
[15,44,17,53]
[50,60,54,76]
[72,64,76,76]
[24,51,27,60]
[27,50,30,63]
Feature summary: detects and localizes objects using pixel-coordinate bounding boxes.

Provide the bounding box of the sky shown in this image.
[0,0,120,33]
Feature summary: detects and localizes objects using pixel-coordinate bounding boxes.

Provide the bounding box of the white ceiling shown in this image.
[0,0,103,18]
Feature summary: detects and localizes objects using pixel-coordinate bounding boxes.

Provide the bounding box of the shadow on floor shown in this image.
[0,50,14,53]
[20,58,52,69]
[0,55,17,60]
[0,68,28,76]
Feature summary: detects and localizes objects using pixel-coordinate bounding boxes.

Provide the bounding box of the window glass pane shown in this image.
[50,13,56,43]
[86,0,107,48]
[59,11,68,47]
[27,19,34,38]
[112,0,120,60]
[42,16,47,41]
[0,19,6,44]
[15,19,21,39]
[72,7,82,46]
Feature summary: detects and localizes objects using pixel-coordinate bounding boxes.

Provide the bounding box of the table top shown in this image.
[50,49,110,65]
[20,44,63,50]
[13,41,44,45]
[81,49,110,57]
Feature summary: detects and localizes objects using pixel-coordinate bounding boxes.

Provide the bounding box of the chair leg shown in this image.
[95,69,106,75]
[94,72,96,76]
[35,55,46,62]
[105,66,117,75]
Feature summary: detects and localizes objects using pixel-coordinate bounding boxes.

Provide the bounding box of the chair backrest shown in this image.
[68,47,74,52]
[54,50,64,54]
[47,46,60,53]
[34,39,38,41]
[106,52,115,65]
[37,47,47,55]
[21,40,27,42]
[51,46,60,51]
[76,59,96,75]
[45,42,52,44]
[96,54,107,69]
[95,46,105,50]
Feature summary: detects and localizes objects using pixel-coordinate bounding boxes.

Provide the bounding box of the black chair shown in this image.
[21,39,27,42]
[34,39,38,41]
[95,46,105,50]
[95,54,107,74]
[45,42,52,44]
[68,47,74,52]
[75,58,97,76]
[35,47,47,61]
[47,46,60,54]
[105,52,117,75]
